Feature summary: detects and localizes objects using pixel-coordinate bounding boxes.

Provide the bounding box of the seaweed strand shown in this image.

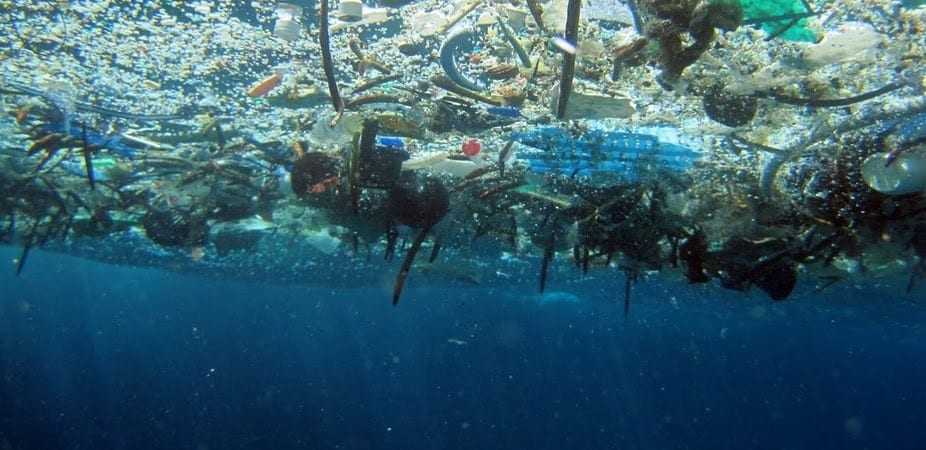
[393,225,433,305]
[760,82,904,108]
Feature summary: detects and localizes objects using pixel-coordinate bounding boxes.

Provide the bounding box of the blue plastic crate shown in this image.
[510,127,700,181]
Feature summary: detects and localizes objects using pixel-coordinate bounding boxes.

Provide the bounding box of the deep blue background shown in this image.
[1,247,924,450]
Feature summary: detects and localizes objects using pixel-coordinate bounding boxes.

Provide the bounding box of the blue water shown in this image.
[1,247,924,450]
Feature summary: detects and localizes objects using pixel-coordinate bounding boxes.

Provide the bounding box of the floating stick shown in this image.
[319,0,344,114]
[555,0,581,120]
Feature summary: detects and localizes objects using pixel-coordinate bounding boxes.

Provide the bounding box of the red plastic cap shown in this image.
[462,138,481,157]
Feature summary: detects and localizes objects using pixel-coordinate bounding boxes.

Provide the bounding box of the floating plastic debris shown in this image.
[410,10,448,37]
[462,138,481,157]
[485,106,523,119]
[741,0,817,42]
[511,127,700,180]
[337,0,364,22]
[549,84,634,120]
[247,73,283,97]
[802,22,884,68]
[551,36,577,55]
[862,152,926,195]
[273,2,304,42]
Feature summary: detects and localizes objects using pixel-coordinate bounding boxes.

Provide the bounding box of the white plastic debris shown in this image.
[410,10,448,37]
[427,158,483,178]
[861,151,926,195]
[549,83,634,120]
[307,112,364,148]
[338,0,364,21]
[802,22,884,67]
[273,2,303,42]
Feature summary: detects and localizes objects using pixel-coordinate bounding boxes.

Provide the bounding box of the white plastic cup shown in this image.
[338,0,363,21]
[273,3,303,42]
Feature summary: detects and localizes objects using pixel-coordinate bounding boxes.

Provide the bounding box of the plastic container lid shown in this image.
[861,151,926,195]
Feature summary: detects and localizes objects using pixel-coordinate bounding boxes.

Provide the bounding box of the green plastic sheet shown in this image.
[740,0,817,42]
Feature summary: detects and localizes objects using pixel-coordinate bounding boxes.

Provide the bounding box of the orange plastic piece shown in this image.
[246,73,282,97]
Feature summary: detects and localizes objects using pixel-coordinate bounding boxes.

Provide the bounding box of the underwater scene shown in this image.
[1,0,926,448]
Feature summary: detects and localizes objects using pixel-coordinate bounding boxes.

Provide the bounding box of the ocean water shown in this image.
[3,0,926,449]
[2,246,924,450]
